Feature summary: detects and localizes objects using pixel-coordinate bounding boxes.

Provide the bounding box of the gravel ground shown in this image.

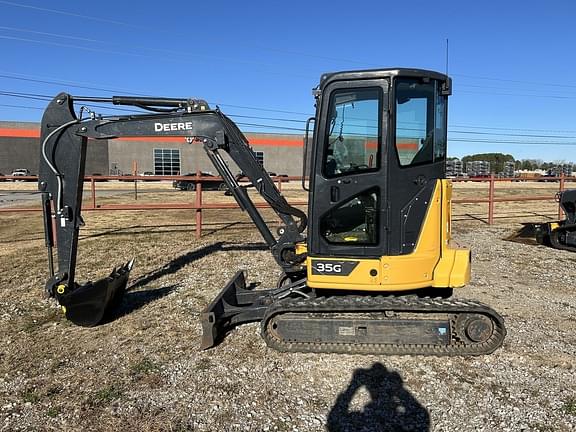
[0,197,574,431]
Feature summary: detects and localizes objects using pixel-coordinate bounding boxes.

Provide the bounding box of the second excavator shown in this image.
[38,68,506,356]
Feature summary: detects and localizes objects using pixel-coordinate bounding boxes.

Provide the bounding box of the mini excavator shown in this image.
[39,68,506,356]
[533,189,576,251]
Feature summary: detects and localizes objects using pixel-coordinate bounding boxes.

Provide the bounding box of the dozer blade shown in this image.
[56,260,134,327]
[506,222,548,246]
[200,271,277,350]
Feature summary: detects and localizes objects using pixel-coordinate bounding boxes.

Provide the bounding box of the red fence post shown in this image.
[195,170,203,239]
[488,174,495,225]
[133,160,138,201]
[51,211,57,246]
[90,177,96,209]
[558,173,566,220]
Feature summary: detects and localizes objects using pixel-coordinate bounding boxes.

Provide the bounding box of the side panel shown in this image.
[308,180,471,291]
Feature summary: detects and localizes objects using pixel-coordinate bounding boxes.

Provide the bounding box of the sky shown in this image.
[1,0,576,162]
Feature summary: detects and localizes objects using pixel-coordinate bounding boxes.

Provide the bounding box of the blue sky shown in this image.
[1,0,576,162]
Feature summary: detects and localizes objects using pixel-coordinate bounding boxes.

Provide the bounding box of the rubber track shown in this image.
[550,226,576,252]
[261,295,506,356]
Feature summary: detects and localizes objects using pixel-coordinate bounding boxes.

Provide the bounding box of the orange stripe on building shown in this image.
[118,136,189,142]
[247,137,303,147]
[117,136,305,147]
[0,128,418,151]
[397,142,418,150]
[0,128,40,138]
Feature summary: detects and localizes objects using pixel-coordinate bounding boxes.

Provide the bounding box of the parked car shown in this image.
[141,171,161,181]
[0,173,5,182]
[172,172,228,191]
[11,168,33,181]
[118,174,135,182]
[11,168,30,176]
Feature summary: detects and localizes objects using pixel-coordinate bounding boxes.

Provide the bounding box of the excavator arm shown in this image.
[39,93,306,327]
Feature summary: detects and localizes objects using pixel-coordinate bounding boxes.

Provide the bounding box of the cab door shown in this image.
[308,79,389,259]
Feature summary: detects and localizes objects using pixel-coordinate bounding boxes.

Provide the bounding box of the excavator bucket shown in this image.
[56,261,134,327]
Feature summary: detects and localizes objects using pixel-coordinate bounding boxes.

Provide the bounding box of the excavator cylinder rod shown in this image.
[261,295,506,356]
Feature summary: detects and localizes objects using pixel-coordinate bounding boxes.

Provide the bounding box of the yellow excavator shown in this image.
[38,68,505,356]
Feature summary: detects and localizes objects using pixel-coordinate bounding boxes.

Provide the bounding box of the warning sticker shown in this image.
[338,327,355,336]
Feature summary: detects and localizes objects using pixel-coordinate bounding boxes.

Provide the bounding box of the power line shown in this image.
[459,89,576,100]
[4,1,576,92]
[453,73,576,90]
[4,88,576,142]
[3,70,576,135]
[0,103,43,110]
[0,1,375,67]
[448,138,576,146]
[0,25,323,75]
[0,35,311,79]
[0,73,150,95]
[449,129,576,140]
[457,82,576,96]
[6,27,576,102]
[447,123,576,134]
[0,0,148,29]
[4,70,576,132]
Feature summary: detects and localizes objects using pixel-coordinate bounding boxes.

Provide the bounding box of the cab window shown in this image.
[395,80,446,166]
[323,88,381,178]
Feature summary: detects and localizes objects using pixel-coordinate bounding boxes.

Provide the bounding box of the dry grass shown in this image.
[0,181,575,431]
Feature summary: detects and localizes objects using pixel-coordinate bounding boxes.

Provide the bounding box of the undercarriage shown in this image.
[201,271,506,356]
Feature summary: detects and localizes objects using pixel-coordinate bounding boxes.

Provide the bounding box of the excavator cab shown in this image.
[305,69,469,292]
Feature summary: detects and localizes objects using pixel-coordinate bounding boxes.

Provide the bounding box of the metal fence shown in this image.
[0,174,573,238]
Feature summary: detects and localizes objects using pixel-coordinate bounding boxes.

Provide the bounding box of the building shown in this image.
[503,161,515,178]
[466,160,491,177]
[0,121,305,177]
[446,159,463,177]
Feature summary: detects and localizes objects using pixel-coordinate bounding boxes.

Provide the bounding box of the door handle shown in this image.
[413,175,427,186]
[330,186,340,202]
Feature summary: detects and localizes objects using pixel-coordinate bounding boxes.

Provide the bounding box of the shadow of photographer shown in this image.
[327,362,430,432]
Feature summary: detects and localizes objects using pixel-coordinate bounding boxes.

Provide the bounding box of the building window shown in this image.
[254,151,264,167]
[154,149,181,175]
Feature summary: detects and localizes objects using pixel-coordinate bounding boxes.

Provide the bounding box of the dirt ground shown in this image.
[0,181,574,431]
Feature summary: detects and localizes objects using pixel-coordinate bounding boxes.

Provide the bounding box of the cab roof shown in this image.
[319,68,450,91]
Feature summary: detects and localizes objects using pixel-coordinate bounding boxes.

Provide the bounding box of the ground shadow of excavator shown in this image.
[327,363,430,432]
[101,241,269,323]
[129,241,268,289]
